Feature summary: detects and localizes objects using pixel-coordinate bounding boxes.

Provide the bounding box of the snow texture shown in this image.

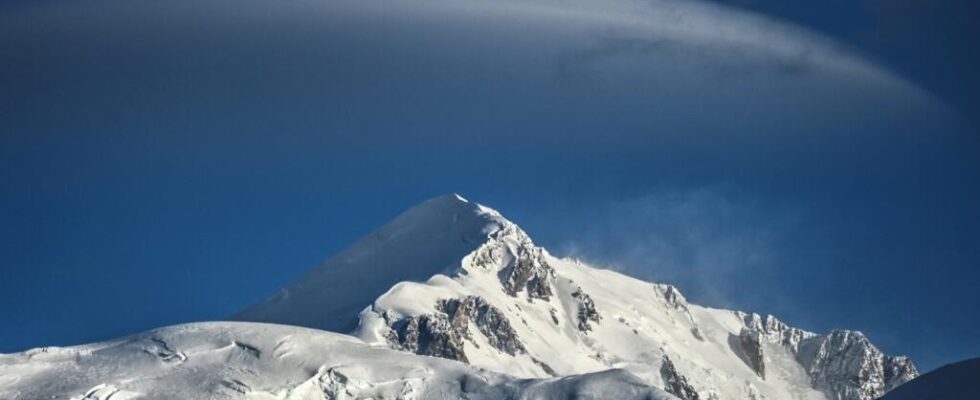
[0,322,675,400]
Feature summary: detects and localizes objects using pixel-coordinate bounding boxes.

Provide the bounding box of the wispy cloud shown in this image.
[557,187,798,308]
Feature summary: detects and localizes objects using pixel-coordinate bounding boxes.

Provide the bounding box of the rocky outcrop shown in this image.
[387,313,467,361]
[467,222,555,301]
[145,337,187,363]
[658,284,704,341]
[735,313,916,400]
[384,296,525,363]
[737,328,766,379]
[660,355,701,400]
[797,330,918,400]
[660,284,687,310]
[882,356,917,391]
[497,239,554,301]
[499,249,554,301]
[737,312,815,352]
[438,296,526,356]
[571,287,601,333]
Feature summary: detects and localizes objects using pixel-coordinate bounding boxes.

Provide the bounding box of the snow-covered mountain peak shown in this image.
[235,193,529,333]
[353,192,510,247]
[232,194,916,400]
[2,195,921,400]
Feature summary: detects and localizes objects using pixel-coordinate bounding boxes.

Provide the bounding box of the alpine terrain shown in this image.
[1,194,917,400]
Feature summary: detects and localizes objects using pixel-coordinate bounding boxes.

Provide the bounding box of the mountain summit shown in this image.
[237,194,917,400]
[235,193,509,332]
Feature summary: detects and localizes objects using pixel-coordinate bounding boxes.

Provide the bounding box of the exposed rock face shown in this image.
[467,221,555,301]
[738,328,766,379]
[387,313,467,361]
[384,296,525,363]
[438,296,526,356]
[660,284,687,310]
[570,287,601,332]
[797,330,918,400]
[496,233,554,301]
[531,357,559,376]
[659,284,704,341]
[145,337,187,363]
[882,356,918,391]
[736,313,916,400]
[660,355,701,400]
[738,312,815,352]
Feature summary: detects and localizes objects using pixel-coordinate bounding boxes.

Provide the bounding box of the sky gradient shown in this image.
[1,0,978,373]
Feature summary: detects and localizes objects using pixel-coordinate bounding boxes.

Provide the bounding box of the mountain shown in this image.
[0,322,673,400]
[236,194,500,333]
[878,358,979,400]
[238,194,917,400]
[1,194,917,400]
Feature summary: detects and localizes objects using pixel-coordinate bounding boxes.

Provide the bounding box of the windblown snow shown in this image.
[2,194,917,400]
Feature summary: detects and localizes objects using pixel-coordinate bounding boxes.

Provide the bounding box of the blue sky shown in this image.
[1,0,978,373]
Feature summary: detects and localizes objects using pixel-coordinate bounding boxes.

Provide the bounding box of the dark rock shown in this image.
[570,288,601,332]
[660,355,701,400]
[145,338,186,362]
[389,313,468,362]
[661,285,687,309]
[735,312,918,400]
[738,328,766,379]
[883,356,918,392]
[532,357,558,376]
[385,296,526,363]
[498,244,554,301]
[438,296,526,356]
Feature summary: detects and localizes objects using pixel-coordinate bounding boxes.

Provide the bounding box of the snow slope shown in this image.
[236,194,502,332]
[239,194,917,400]
[878,358,979,400]
[0,321,675,400]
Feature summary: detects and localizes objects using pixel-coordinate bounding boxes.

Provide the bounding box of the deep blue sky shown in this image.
[1,0,978,373]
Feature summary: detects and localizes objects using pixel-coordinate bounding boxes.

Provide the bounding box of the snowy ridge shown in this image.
[0,322,674,400]
[240,194,916,400]
[236,194,508,332]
